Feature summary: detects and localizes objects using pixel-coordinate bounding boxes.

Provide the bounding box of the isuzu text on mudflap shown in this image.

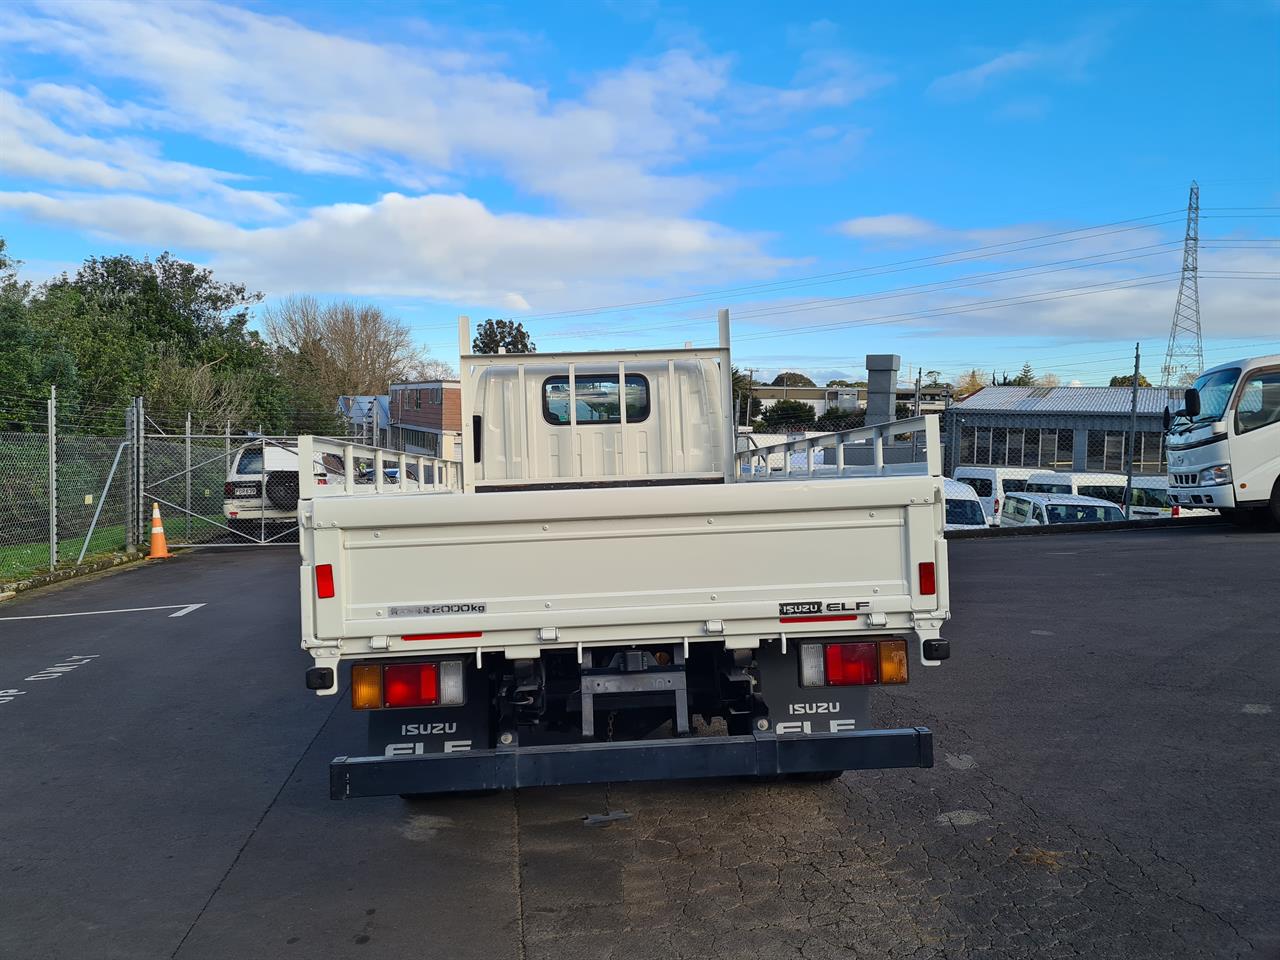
[297,311,951,799]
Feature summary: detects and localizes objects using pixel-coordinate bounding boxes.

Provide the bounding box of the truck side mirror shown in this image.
[1163,407,1172,432]
[1183,388,1200,418]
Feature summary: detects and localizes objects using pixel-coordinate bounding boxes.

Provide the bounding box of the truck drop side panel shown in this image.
[303,474,946,662]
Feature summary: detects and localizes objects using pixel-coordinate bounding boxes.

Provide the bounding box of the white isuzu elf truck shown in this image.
[296,311,951,799]
[1166,354,1280,528]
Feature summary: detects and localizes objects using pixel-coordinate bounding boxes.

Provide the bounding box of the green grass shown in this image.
[0,523,128,583]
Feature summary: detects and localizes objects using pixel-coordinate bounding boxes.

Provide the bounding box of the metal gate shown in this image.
[129,399,459,547]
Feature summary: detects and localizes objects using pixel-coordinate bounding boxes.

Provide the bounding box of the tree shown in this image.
[955,369,985,397]
[473,318,535,354]
[1109,373,1151,388]
[1010,362,1037,387]
[771,371,815,388]
[145,347,253,433]
[407,357,457,381]
[263,295,426,397]
[1038,372,1060,388]
[826,379,855,388]
[731,366,762,425]
[760,399,816,430]
[816,407,862,431]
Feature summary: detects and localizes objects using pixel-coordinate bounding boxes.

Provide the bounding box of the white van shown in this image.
[943,478,989,531]
[999,492,1126,528]
[951,466,1030,525]
[1024,471,1208,519]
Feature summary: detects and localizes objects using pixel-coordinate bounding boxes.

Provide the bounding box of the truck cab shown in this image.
[1166,355,1280,526]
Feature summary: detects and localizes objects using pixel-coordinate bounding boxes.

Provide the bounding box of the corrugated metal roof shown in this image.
[337,395,390,424]
[953,385,1182,415]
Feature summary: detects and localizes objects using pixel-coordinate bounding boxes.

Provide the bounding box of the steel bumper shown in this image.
[330,726,933,799]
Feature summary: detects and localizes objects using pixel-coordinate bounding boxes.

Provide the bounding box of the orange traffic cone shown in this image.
[148,502,172,559]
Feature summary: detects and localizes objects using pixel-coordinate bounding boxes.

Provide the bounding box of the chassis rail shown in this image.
[330,726,933,798]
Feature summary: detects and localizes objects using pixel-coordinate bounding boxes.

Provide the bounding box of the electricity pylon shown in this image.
[1161,181,1203,387]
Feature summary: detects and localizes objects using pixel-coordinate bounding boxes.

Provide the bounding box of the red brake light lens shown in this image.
[315,563,335,599]
[383,663,439,708]
[918,561,936,596]
[824,642,878,686]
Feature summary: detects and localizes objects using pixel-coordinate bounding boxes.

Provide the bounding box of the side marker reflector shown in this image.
[315,564,335,599]
[918,561,936,596]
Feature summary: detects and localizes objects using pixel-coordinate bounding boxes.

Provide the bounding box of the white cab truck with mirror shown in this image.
[297,312,950,800]
[1166,355,1280,527]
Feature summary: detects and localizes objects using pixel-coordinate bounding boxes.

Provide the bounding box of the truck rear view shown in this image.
[298,311,950,799]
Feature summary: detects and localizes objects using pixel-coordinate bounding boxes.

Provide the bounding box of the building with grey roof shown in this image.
[944,385,1183,477]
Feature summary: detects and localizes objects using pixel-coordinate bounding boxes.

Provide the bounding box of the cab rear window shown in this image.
[543,375,650,425]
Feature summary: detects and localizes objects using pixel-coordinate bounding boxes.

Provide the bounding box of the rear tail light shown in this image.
[918,561,936,596]
[801,640,910,687]
[384,663,439,707]
[224,481,235,497]
[315,563,335,599]
[878,639,908,684]
[993,498,1000,515]
[1171,504,1180,517]
[351,660,466,710]
[825,642,877,685]
[351,664,382,709]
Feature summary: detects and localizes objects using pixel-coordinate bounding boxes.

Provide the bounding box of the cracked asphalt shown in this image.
[0,525,1276,959]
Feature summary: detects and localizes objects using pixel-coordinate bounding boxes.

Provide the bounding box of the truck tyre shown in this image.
[264,470,299,511]
[1268,482,1280,529]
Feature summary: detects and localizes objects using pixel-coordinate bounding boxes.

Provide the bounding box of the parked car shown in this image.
[1024,471,1211,518]
[223,441,340,534]
[356,465,419,484]
[999,492,1126,528]
[943,478,989,531]
[952,466,1030,525]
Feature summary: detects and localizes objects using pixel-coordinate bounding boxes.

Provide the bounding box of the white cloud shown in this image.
[0,189,789,310]
[837,214,940,240]
[927,30,1108,101]
[3,1,885,216]
[0,89,287,219]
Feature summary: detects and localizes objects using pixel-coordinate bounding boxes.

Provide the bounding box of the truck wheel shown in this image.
[1268,482,1280,529]
[265,470,299,511]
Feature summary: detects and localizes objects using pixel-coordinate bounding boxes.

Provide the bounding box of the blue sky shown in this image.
[2,0,1278,386]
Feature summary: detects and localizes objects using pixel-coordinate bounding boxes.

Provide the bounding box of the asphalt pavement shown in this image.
[0,528,1276,960]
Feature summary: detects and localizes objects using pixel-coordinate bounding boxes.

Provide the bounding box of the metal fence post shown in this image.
[135,397,146,546]
[47,385,57,570]
[124,403,136,551]
[185,411,193,540]
[1125,342,1141,520]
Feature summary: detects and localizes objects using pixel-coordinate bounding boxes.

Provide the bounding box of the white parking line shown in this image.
[0,604,207,622]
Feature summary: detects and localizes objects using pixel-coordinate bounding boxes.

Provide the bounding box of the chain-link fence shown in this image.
[0,388,132,584]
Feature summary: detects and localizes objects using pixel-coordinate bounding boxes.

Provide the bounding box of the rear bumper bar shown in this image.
[330,726,933,799]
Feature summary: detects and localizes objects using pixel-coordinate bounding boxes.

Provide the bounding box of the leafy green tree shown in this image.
[473,318,535,354]
[1109,373,1152,388]
[771,371,815,388]
[761,399,816,429]
[1010,362,1037,387]
[816,407,863,431]
[731,366,762,424]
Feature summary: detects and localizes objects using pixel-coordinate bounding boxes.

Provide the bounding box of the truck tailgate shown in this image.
[302,476,947,661]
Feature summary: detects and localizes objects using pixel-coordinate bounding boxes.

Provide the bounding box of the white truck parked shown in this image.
[297,312,950,799]
[1165,354,1280,527]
